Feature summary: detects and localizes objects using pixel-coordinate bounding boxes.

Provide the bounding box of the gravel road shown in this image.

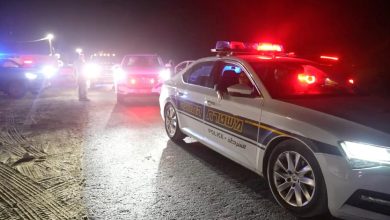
[0,87,336,219]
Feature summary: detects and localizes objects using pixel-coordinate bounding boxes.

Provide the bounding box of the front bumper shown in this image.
[316,154,390,220]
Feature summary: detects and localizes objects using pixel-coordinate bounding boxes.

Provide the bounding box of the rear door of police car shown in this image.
[202,61,263,170]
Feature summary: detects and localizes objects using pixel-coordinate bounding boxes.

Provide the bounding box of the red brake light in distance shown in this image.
[348,79,354,84]
[320,55,339,61]
[298,73,316,84]
[257,43,283,52]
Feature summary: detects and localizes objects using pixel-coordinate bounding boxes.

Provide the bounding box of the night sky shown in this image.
[0,0,389,70]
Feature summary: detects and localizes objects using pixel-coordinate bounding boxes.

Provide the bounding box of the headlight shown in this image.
[83,63,102,78]
[159,68,171,81]
[41,65,58,78]
[25,72,37,80]
[340,141,390,169]
[113,67,126,82]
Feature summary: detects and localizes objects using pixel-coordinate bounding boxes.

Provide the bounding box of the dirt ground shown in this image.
[0,87,88,219]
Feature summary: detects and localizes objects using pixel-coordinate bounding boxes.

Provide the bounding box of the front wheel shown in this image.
[267,139,328,217]
[164,103,185,143]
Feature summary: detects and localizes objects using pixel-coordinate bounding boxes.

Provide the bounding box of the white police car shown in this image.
[159,41,390,219]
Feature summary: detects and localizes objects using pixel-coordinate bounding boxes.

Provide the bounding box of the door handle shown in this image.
[204,100,215,105]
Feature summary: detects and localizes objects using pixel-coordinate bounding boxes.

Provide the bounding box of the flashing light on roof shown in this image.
[320,55,339,61]
[298,73,316,84]
[257,43,283,52]
[212,41,284,54]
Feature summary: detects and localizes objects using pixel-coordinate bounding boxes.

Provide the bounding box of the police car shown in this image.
[159,41,390,219]
[0,58,50,98]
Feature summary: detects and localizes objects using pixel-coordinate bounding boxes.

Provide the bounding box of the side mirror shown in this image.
[227,84,253,97]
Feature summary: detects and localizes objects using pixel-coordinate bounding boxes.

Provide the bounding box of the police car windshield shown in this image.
[249,61,359,99]
[124,56,161,68]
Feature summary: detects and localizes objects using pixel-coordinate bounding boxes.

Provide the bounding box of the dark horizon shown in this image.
[1,0,389,67]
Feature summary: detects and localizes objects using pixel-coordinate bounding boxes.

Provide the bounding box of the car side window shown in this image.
[217,63,260,97]
[183,62,216,88]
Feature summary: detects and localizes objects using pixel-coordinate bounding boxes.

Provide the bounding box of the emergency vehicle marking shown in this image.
[173,98,341,155]
[177,100,203,119]
[205,108,244,133]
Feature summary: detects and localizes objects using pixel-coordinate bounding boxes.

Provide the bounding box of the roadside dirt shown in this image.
[0,88,87,219]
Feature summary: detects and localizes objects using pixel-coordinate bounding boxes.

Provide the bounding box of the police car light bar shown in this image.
[257,43,283,52]
[211,41,284,54]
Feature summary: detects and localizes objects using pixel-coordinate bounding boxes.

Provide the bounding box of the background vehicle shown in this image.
[0,58,49,98]
[83,52,119,88]
[159,41,390,220]
[114,54,170,104]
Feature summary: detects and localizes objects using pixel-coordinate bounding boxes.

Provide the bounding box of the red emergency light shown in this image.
[257,43,283,52]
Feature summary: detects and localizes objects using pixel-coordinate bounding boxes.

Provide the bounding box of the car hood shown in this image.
[123,67,162,75]
[281,96,390,135]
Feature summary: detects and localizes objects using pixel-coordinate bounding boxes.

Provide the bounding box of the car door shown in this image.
[201,61,263,170]
[175,61,218,141]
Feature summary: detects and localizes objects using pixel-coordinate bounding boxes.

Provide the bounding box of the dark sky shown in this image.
[0,0,389,65]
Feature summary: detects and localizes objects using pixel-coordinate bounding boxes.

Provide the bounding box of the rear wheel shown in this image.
[267,139,328,217]
[164,103,185,143]
[7,80,27,99]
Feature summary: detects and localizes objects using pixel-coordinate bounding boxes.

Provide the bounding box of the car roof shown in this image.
[197,54,317,65]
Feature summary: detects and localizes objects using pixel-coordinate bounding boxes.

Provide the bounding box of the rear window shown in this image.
[123,56,162,68]
[249,61,359,98]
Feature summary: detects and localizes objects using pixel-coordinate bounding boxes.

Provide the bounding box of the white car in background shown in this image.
[159,41,390,220]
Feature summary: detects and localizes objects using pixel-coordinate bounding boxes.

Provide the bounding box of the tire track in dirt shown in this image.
[0,163,74,219]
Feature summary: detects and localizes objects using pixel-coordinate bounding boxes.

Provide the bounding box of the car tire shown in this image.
[164,103,186,143]
[7,80,27,99]
[267,139,328,218]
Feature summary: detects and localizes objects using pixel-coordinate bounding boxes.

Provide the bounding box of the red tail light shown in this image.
[348,79,354,84]
[298,73,316,84]
[23,60,33,64]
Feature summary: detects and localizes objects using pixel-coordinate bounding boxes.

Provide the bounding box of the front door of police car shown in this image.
[176,61,218,141]
[203,62,262,171]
